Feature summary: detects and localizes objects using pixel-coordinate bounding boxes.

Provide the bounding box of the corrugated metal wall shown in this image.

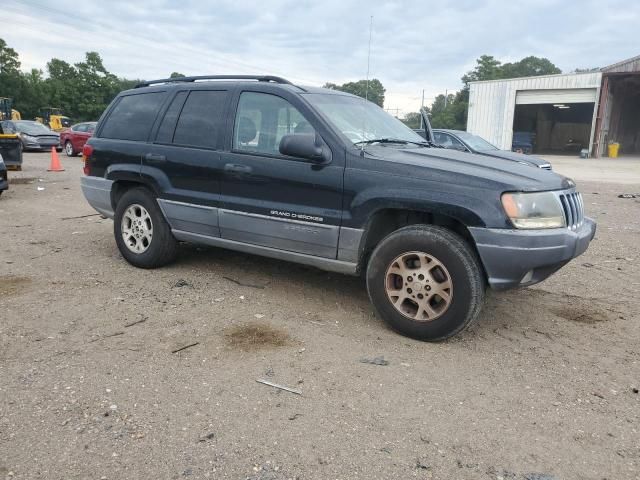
[467,72,602,150]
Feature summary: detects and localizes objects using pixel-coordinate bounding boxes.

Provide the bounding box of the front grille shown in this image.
[558,191,584,230]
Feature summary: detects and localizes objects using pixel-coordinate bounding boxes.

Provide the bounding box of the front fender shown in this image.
[346,186,504,228]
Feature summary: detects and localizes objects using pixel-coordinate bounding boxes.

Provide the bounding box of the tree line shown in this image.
[1,36,560,131]
[0,38,141,121]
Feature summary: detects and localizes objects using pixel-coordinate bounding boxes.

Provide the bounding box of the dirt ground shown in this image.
[1,152,639,480]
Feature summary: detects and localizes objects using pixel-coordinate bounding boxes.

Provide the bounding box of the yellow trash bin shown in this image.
[608,142,620,158]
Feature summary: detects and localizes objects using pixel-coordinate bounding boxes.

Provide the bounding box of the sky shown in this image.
[3,0,640,115]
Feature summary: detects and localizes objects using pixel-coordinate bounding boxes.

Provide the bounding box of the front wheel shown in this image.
[114,187,177,268]
[366,225,485,341]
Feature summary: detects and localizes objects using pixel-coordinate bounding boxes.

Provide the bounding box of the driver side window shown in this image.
[434,132,464,150]
[233,92,315,156]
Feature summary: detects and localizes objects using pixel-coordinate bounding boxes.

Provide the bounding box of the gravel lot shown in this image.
[1,152,639,479]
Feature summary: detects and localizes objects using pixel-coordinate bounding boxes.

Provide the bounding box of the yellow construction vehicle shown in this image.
[36,107,72,132]
[0,98,24,170]
[0,97,21,120]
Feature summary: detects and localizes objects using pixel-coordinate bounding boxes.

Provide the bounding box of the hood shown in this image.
[478,149,550,168]
[358,145,571,192]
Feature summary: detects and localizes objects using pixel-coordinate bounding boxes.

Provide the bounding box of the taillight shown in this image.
[82,144,93,175]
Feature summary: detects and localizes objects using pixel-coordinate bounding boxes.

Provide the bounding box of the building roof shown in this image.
[468,54,640,85]
[601,54,640,73]
[468,71,597,85]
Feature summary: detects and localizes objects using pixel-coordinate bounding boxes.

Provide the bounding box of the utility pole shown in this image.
[421,89,425,109]
[444,89,448,108]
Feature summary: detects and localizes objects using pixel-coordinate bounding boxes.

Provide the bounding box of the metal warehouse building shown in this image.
[467,55,640,158]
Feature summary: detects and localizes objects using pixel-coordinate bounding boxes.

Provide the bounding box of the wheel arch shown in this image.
[357,207,486,279]
[107,165,169,210]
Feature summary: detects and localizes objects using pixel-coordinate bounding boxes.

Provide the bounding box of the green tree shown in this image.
[18,69,48,119]
[0,38,20,75]
[501,56,561,78]
[73,52,121,121]
[323,79,386,107]
[0,38,23,114]
[430,93,459,129]
[0,37,137,121]
[169,72,185,78]
[46,58,78,117]
[401,111,422,129]
[461,55,503,85]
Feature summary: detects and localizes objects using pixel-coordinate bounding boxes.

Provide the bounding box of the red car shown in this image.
[60,122,97,157]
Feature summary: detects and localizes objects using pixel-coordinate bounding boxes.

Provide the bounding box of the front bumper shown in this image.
[469,217,596,290]
[0,173,7,192]
[80,176,114,218]
[23,138,60,150]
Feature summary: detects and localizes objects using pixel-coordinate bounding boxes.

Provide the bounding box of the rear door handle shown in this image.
[224,163,253,174]
[145,153,166,163]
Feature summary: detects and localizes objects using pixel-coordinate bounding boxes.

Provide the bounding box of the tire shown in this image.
[64,141,76,157]
[113,187,177,268]
[366,225,485,341]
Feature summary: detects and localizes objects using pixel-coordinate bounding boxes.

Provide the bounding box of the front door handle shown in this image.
[224,163,253,174]
[145,153,166,163]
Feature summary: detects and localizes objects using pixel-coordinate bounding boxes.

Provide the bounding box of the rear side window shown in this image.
[172,90,227,149]
[155,91,188,144]
[75,124,88,133]
[100,92,165,141]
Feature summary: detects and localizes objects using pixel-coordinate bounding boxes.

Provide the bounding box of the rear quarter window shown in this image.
[100,92,166,141]
[172,90,227,149]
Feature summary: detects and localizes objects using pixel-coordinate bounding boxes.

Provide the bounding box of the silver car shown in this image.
[0,120,61,152]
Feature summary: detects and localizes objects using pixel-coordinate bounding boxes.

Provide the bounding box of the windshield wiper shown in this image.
[353,138,431,147]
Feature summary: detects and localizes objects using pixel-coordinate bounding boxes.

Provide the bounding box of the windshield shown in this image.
[14,121,54,135]
[304,93,426,145]
[455,131,498,151]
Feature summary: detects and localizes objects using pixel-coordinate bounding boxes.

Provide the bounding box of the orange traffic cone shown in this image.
[47,146,64,172]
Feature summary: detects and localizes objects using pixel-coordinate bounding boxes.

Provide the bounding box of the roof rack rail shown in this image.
[135,75,294,88]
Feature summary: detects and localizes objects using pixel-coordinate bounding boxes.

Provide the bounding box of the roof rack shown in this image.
[135,75,295,88]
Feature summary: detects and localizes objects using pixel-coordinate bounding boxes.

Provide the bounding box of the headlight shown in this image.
[501,191,565,229]
[21,133,37,142]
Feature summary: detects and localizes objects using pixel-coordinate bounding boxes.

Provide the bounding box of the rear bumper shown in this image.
[80,176,114,218]
[469,217,596,290]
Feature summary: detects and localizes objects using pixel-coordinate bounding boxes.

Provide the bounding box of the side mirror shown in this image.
[279,133,330,163]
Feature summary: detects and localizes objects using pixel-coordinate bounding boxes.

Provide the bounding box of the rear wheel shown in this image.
[114,187,177,268]
[64,141,76,157]
[366,225,485,341]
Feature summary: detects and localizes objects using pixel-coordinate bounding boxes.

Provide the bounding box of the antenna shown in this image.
[365,15,373,102]
[361,15,374,152]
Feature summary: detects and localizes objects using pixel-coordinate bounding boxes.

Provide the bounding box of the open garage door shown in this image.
[516,88,598,105]
[594,74,640,157]
[512,89,597,155]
